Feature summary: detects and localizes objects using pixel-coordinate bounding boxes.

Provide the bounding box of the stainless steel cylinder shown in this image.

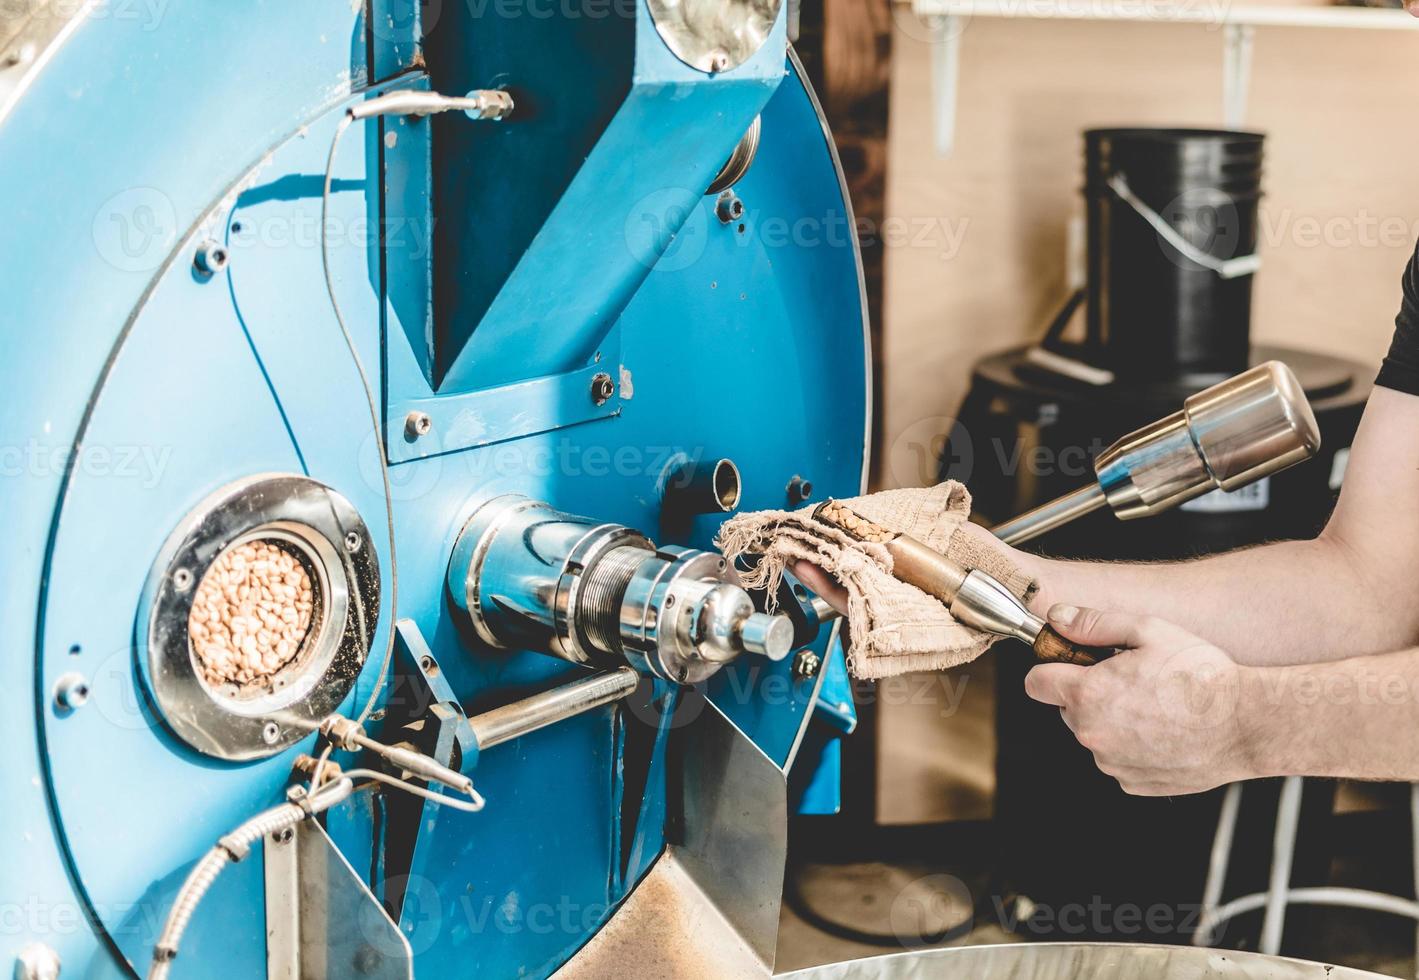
[469,668,640,751]
[662,457,743,515]
[992,361,1321,544]
[448,495,792,684]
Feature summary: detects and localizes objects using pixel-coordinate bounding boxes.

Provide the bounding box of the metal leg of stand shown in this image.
[1260,776,1305,955]
[1195,781,1244,946]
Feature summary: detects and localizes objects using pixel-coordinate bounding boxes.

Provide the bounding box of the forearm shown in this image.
[1020,535,1400,666]
[1010,386,1419,666]
[1241,648,1419,781]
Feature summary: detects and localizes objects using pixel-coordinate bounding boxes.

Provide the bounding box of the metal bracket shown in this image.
[554,698,788,978]
[387,338,625,465]
[265,819,413,980]
[391,618,479,773]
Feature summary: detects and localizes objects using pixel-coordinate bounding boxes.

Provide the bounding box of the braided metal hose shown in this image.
[147,779,352,979]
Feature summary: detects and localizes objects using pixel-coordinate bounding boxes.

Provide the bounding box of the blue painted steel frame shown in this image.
[0,5,868,979]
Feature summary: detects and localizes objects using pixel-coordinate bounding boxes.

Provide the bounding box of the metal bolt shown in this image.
[272,827,294,845]
[786,475,814,506]
[405,411,432,439]
[53,672,90,711]
[13,942,61,980]
[792,650,821,679]
[344,530,363,553]
[172,567,194,592]
[261,721,281,745]
[590,372,615,406]
[353,944,383,975]
[193,239,229,276]
[715,191,744,225]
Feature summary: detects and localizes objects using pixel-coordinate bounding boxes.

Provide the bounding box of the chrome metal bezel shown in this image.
[138,474,380,761]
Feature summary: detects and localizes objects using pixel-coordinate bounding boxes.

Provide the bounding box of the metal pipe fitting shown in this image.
[663,457,742,515]
[448,495,792,684]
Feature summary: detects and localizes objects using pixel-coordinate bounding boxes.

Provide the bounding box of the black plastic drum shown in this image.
[1085,128,1265,380]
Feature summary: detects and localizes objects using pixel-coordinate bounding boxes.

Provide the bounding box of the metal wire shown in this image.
[344,767,486,813]
[147,778,353,979]
[321,111,398,725]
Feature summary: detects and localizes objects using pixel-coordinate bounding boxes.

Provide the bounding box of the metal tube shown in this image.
[468,667,640,751]
[1194,781,1244,947]
[1260,775,1304,955]
[991,484,1108,546]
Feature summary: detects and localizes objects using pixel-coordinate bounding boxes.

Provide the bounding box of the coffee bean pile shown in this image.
[188,540,315,689]
[814,499,895,543]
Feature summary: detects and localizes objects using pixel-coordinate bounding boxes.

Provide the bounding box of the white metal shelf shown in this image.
[912,0,1419,31]
[905,0,1419,154]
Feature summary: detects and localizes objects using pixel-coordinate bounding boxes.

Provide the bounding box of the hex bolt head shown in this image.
[261,721,281,745]
[715,191,744,225]
[53,672,90,711]
[194,239,230,276]
[590,372,616,406]
[792,650,821,679]
[405,411,433,439]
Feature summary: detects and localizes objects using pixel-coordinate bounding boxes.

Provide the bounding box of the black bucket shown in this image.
[1084,128,1265,380]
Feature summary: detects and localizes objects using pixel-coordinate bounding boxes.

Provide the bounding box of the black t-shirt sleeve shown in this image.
[1376,239,1419,396]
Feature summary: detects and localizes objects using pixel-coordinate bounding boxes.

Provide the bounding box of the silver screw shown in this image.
[405,411,433,439]
[13,942,61,980]
[344,530,362,553]
[261,721,281,745]
[194,239,229,276]
[172,567,194,591]
[792,650,821,679]
[53,672,90,711]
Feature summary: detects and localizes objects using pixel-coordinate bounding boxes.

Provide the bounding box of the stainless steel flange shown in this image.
[137,474,380,761]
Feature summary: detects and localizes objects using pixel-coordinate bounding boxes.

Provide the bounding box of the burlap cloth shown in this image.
[717,481,1037,679]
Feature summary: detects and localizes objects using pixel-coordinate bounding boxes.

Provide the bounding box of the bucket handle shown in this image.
[1107,174,1261,280]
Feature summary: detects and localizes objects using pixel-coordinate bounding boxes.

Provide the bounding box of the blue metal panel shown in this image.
[1,4,866,974]
[794,639,856,816]
[795,737,844,817]
[424,0,788,394]
[0,4,372,973]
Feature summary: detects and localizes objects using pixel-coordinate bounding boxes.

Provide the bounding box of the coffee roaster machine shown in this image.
[0,4,1379,980]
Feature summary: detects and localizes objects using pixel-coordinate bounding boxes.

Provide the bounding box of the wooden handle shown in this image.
[1032,626,1113,667]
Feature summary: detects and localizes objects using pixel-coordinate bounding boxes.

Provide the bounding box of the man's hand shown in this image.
[1025,605,1256,796]
[791,560,849,615]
